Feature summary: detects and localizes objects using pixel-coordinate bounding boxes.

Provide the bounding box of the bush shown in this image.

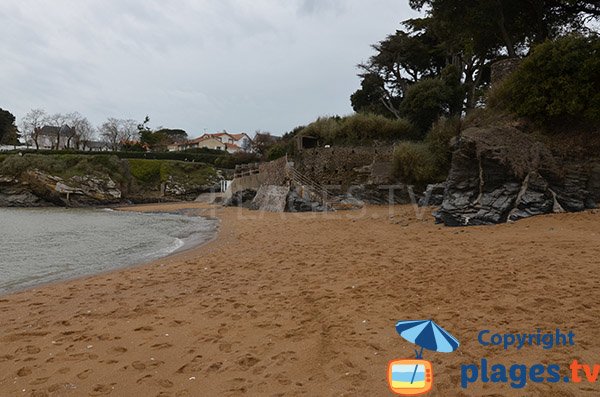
[0,149,250,169]
[489,34,600,128]
[392,142,444,186]
[0,154,127,179]
[297,113,416,145]
[399,66,464,137]
[424,116,461,171]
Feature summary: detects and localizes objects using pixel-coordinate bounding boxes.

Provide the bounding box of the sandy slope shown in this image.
[0,203,599,396]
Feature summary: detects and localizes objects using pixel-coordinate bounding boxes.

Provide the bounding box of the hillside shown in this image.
[0,154,220,206]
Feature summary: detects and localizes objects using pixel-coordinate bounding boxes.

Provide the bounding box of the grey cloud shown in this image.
[0,0,417,136]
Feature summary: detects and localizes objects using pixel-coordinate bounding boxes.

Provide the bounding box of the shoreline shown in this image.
[0,204,599,396]
[0,203,221,298]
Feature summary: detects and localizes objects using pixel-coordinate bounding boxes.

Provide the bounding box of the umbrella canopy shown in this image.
[395,320,459,355]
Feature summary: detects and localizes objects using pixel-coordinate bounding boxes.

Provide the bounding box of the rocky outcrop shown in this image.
[251,185,290,212]
[223,189,257,208]
[0,176,52,207]
[435,127,599,226]
[0,170,123,207]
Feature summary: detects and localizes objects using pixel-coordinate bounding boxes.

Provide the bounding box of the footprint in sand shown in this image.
[29,377,49,385]
[132,361,146,370]
[17,366,32,377]
[237,355,259,369]
[89,383,114,396]
[77,369,92,379]
[218,343,232,353]
[133,326,153,332]
[112,346,128,354]
[207,362,223,373]
[151,342,173,350]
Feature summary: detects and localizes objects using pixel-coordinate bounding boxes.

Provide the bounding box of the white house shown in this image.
[169,132,253,153]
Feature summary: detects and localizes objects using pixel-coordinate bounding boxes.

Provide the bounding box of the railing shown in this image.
[286,165,341,207]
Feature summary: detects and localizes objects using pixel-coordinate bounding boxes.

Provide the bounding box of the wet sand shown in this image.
[0,203,599,396]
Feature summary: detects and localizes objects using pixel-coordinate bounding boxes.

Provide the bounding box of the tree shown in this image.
[0,108,19,146]
[353,27,446,119]
[251,131,277,157]
[409,0,600,57]
[21,108,47,149]
[99,118,139,150]
[140,128,188,151]
[399,70,462,137]
[491,34,600,128]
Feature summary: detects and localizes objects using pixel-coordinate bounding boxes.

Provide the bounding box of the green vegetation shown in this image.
[0,148,249,169]
[297,113,416,145]
[128,158,215,187]
[489,35,600,129]
[351,0,600,136]
[0,154,217,194]
[393,142,440,185]
[0,154,124,180]
[392,116,459,185]
[0,108,19,145]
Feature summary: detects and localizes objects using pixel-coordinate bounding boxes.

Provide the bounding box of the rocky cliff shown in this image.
[0,154,220,207]
[435,126,600,226]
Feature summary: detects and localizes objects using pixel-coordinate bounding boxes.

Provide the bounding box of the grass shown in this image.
[0,154,217,194]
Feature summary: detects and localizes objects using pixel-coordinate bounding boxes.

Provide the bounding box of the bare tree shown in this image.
[75,118,96,150]
[44,113,69,149]
[121,119,138,142]
[64,112,95,149]
[99,118,122,151]
[21,108,47,149]
[99,118,138,150]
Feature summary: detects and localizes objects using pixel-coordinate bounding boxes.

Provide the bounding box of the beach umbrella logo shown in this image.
[387,320,460,396]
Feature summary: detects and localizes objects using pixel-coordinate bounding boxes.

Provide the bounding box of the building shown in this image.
[168,132,253,154]
[35,125,75,150]
[83,141,110,152]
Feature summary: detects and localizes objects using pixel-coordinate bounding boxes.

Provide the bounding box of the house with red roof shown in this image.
[168,131,252,153]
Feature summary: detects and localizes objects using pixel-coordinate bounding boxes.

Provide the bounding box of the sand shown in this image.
[0,203,599,396]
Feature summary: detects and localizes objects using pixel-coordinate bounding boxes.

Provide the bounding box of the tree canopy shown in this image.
[351,0,600,135]
[0,108,20,145]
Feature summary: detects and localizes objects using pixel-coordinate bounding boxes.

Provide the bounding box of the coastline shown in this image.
[0,203,599,396]
[0,203,220,298]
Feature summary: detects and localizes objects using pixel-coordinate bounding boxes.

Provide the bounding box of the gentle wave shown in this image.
[0,208,218,294]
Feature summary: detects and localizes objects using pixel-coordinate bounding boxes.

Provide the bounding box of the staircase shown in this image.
[286,165,343,210]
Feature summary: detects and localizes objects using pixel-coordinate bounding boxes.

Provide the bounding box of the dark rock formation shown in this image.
[435,127,598,226]
[0,170,123,207]
[286,188,330,212]
[223,189,257,208]
[418,183,446,207]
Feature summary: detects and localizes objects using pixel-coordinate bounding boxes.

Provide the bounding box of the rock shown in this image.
[286,188,330,212]
[0,170,124,207]
[251,185,290,212]
[223,189,257,208]
[436,126,598,226]
[418,183,446,207]
[345,184,411,205]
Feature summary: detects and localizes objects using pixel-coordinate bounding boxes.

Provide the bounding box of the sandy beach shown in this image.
[1,203,599,396]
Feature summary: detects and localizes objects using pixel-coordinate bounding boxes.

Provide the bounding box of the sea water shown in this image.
[0,208,218,294]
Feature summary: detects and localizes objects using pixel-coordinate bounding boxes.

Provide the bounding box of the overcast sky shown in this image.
[1,0,418,137]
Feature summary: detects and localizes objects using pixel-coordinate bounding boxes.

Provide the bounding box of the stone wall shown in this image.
[258,156,289,186]
[293,146,394,190]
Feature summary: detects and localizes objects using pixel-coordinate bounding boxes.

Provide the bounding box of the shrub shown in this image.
[489,34,600,129]
[392,142,444,186]
[400,66,464,137]
[424,116,461,171]
[297,113,416,145]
